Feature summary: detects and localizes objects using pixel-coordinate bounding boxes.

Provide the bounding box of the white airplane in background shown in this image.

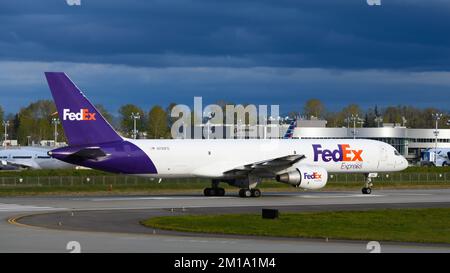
[45,72,408,197]
[0,146,74,170]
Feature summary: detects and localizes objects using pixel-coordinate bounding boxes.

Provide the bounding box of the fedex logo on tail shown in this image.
[313,144,363,162]
[63,109,96,121]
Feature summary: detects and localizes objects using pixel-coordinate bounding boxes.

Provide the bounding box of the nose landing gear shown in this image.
[362,173,374,194]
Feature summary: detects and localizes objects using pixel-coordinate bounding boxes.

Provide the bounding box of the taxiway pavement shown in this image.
[1,189,450,253]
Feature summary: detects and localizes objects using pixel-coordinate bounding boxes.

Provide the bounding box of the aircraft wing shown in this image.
[223,154,305,177]
[4,159,40,169]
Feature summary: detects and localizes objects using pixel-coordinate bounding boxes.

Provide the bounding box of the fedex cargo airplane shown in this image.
[45,72,408,198]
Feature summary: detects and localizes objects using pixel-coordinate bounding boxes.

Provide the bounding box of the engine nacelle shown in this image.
[276,166,328,190]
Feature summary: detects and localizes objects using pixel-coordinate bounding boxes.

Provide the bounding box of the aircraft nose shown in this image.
[398,156,408,170]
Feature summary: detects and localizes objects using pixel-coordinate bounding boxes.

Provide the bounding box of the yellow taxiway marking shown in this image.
[7,215,40,229]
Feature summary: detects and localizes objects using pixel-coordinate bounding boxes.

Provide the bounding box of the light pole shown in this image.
[352,114,357,139]
[52,117,60,146]
[432,113,442,166]
[203,112,214,139]
[2,120,9,147]
[349,114,364,139]
[345,116,350,128]
[130,112,140,139]
[401,116,407,127]
[374,116,383,128]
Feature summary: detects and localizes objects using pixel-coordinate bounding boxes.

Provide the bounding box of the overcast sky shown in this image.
[1,0,449,115]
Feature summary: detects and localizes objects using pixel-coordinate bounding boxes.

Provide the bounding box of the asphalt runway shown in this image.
[1,189,450,253]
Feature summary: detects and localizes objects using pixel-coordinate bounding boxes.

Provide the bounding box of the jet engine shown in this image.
[275,166,328,190]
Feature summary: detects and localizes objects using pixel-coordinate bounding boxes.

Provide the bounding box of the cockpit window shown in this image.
[394,150,400,156]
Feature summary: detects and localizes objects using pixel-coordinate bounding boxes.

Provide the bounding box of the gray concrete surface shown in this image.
[1,189,450,253]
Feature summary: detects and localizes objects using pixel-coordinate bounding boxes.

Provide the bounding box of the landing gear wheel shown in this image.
[239,189,245,197]
[204,188,212,196]
[204,187,225,196]
[216,188,225,196]
[244,189,252,197]
[239,189,253,198]
[251,189,261,198]
[362,187,372,194]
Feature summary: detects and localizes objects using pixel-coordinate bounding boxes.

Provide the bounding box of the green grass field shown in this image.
[142,208,450,244]
[1,179,450,196]
[1,167,450,196]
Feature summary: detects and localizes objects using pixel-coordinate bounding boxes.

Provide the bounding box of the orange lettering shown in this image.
[341,144,352,161]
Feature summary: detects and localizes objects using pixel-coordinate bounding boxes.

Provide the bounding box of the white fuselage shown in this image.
[128,138,408,178]
[0,147,74,170]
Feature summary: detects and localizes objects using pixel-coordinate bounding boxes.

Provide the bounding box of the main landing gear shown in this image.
[362,173,374,195]
[238,188,261,198]
[203,179,262,198]
[203,187,225,196]
[203,179,226,196]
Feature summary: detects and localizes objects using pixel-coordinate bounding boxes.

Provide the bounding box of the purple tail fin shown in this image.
[45,72,122,146]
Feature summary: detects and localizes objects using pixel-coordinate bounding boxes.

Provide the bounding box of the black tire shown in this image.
[239,189,252,198]
[244,189,252,198]
[443,162,448,167]
[238,189,245,197]
[204,188,211,196]
[217,188,225,196]
[252,189,261,198]
[209,188,216,196]
[362,187,372,194]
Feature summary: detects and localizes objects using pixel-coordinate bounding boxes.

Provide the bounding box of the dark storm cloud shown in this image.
[1,0,450,115]
[1,0,450,70]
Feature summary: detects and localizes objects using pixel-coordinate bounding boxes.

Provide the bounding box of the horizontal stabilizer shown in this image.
[72,147,107,159]
[49,147,107,161]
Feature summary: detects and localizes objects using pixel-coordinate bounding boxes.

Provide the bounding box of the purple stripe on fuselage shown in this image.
[50,140,157,174]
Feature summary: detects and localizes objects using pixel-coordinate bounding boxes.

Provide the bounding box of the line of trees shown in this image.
[300,99,449,129]
[0,99,448,146]
[0,100,174,145]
